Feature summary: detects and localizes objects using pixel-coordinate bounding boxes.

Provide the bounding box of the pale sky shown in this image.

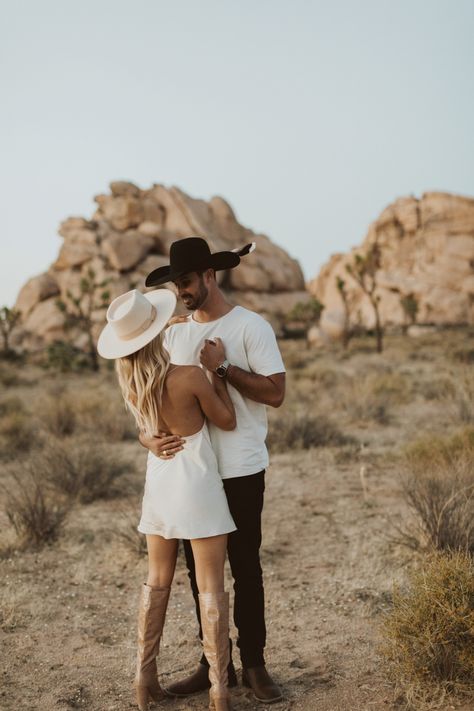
[1,0,473,306]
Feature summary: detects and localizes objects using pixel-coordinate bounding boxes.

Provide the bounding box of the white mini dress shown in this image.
[137,422,236,540]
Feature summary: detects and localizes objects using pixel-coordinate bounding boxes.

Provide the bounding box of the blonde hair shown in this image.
[115,333,171,437]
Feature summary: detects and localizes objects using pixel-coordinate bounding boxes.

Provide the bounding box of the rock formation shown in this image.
[14,182,307,350]
[309,192,474,337]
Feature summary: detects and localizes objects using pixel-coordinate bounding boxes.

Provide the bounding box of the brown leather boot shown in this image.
[164,658,238,697]
[242,666,283,703]
[134,584,170,711]
[199,591,233,711]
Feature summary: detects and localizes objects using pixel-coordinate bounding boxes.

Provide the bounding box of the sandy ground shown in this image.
[1,331,474,711]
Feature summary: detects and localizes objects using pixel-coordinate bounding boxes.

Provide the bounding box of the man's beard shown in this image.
[181,282,208,311]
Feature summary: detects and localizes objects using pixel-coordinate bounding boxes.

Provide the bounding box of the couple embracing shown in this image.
[98,237,286,711]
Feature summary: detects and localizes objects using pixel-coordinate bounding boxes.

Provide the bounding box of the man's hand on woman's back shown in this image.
[138,431,185,459]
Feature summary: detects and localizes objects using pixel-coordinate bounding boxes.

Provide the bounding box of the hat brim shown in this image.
[97,288,177,360]
[145,251,241,287]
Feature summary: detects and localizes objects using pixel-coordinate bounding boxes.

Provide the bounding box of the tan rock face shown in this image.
[14,182,305,349]
[309,192,474,334]
[15,273,59,317]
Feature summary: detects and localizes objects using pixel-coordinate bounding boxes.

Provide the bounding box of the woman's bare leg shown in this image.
[146,534,179,588]
[191,534,232,710]
[134,535,178,710]
[190,534,227,593]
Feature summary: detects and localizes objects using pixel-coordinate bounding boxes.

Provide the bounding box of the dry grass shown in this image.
[37,386,135,441]
[39,437,131,504]
[0,398,35,459]
[4,468,72,548]
[397,429,474,555]
[445,368,474,424]
[266,414,352,452]
[380,550,474,709]
[113,503,147,556]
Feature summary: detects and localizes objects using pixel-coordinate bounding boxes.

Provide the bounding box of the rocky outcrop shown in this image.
[14,182,307,349]
[309,192,474,337]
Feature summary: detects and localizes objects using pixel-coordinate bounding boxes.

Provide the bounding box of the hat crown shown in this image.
[107,290,154,339]
[169,237,212,274]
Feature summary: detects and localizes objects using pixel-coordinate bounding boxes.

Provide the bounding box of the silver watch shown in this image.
[215,359,230,378]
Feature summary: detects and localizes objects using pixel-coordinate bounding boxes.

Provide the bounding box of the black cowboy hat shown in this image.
[145,237,254,287]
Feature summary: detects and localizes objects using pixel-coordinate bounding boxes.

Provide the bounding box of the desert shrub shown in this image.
[37,388,135,441]
[74,391,136,441]
[0,399,34,459]
[445,368,474,423]
[400,429,474,555]
[114,505,147,556]
[5,469,72,548]
[0,362,20,387]
[267,414,351,452]
[41,437,130,504]
[38,388,77,437]
[380,551,474,708]
[339,374,396,424]
[43,339,90,373]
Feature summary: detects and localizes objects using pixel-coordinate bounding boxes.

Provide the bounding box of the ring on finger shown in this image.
[163,450,168,457]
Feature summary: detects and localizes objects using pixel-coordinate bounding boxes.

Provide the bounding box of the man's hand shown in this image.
[200,337,226,371]
[139,430,185,459]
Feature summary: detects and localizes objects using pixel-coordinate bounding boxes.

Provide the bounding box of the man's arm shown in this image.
[226,367,285,408]
[200,339,285,408]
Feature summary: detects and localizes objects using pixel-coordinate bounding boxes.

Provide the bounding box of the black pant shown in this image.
[183,470,266,669]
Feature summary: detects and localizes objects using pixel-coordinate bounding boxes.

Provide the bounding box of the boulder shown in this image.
[14,182,306,349]
[102,231,154,271]
[309,191,474,333]
[15,273,59,317]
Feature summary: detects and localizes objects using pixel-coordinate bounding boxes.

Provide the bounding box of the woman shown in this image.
[97,287,236,711]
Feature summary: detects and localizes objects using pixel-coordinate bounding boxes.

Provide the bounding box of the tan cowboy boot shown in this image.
[199,591,233,711]
[134,584,170,711]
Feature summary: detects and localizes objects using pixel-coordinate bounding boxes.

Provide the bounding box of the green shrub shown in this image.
[381,551,474,707]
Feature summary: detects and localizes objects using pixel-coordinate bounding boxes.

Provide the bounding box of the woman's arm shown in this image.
[191,367,236,431]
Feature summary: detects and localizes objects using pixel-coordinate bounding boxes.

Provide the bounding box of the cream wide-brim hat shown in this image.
[97,288,177,359]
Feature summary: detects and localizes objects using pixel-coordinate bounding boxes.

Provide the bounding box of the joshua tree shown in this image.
[400,293,419,334]
[56,268,110,371]
[0,306,21,358]
[345,243,384,353]
[335,277,352,349]
[285,297,324,338]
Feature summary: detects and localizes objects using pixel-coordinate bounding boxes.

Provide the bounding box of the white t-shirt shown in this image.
[164,305,285,479]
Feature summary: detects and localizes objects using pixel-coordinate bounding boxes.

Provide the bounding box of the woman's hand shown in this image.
[138,431,185,459]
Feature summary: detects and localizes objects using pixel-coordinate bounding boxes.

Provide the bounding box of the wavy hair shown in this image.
[115,332,171,437]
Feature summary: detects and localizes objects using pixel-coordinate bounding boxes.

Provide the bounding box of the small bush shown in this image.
[380,551,474,708]
[339,375,393,424]
[0,400,34,458]
[446,368,474,423]
[38,389,77,437]
[400,429,474,555]
[267,414,352,452]
[114,505,147,556]
[43,340,89,373]
[0,363,20,387]
[5,469,72,548]
[75,392,135,441]
[41,437,130,504]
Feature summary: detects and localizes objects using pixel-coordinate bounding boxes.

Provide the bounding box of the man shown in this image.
[139,236,285,704]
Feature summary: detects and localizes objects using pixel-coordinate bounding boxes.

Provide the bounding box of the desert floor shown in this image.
[1,329,473,711]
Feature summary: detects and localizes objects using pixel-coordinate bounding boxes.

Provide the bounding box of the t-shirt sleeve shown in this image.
[244,316,286,376]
